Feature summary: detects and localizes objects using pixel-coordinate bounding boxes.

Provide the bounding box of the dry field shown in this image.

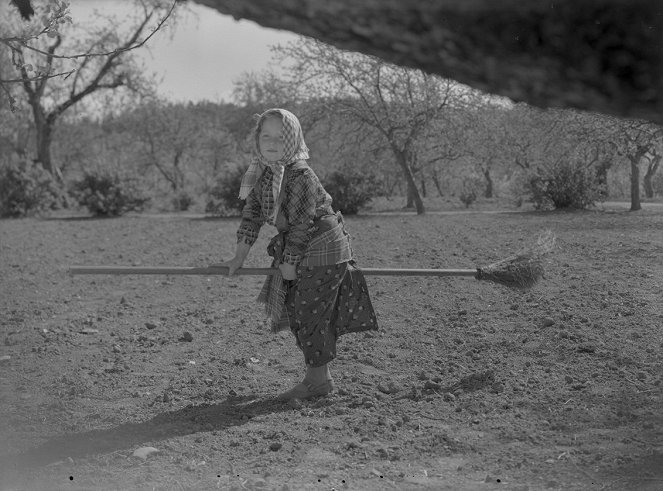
[1,202,662,490]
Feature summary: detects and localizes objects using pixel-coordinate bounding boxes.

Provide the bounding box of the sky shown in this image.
[67,0,300,103]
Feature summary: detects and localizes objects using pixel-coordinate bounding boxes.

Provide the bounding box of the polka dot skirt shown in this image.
[285,261,378,367]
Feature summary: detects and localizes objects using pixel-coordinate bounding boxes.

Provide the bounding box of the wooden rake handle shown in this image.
[69,265,478,278]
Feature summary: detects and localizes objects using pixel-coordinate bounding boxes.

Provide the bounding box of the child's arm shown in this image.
[214,240,251,275]
[211,178,265,276]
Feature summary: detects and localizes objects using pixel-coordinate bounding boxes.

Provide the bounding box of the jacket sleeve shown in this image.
[236,178,265,246]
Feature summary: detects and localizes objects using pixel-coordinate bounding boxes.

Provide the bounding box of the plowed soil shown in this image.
[1,203,662,490]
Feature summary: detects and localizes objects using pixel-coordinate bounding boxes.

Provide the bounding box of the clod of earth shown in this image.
[132,447,159,460]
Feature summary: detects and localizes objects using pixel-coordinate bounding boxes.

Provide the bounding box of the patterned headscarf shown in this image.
[238,109,310,222]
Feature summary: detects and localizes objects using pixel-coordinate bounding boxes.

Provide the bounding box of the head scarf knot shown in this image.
[238,109,309,223]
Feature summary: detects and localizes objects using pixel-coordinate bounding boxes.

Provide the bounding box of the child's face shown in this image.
[259,116,285,163]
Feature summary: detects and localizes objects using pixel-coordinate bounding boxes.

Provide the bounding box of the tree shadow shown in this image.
[0,394,291,474]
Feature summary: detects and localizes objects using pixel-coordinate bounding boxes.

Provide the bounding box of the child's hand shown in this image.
[279,262,297,280]
[210,257,244,276]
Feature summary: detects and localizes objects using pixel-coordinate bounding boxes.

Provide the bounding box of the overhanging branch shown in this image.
[192,0,663,124]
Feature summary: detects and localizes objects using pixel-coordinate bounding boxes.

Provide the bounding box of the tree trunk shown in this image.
[172,150,184,191]
[34,119,62,180]
[431,169,444,197]
[643,155,660,198]
[31,105,52,173]
[394,147,425,214]
[36,123,51,169]
[630,157,641,211]
[483,168,493,198]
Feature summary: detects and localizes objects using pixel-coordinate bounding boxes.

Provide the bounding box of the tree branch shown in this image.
[49,10,156,120]
[35,33,62,97]
[10,1,176,62]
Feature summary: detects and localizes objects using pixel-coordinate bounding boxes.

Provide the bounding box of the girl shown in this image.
[216,108,378,401]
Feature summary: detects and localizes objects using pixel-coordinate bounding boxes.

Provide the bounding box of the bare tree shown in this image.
[118,101,199,193]
[604,119,663,210]
[232,70,294,109]
[1,0,177,179]
[274,38,470,214]
[450,102,514,199]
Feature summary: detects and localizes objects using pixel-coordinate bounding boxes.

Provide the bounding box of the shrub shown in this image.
[205,164,247,216]
[459,188,477,208]
[172,191,194,211]
[323,171,379,215]
[71,171,150,216]
[0,160,65,218]
[459,176,481,208]
[527,160,606,210]
[205,166,381,216]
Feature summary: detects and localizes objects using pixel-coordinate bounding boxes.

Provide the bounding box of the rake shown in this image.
[69,231,555,289]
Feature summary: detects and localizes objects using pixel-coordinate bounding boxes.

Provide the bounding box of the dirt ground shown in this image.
[1,201,662,491]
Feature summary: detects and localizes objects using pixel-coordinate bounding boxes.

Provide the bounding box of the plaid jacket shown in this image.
[237,163,334,265]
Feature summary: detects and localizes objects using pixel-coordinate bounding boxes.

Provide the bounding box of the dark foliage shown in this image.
[172,191,194,212]
[205,164,247,216]
[71,171,150,217]
[0,160,65,218]
[323,171,380,215]
[527,161,606,210]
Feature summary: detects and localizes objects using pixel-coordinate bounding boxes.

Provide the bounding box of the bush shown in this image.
[71,171,150,217]
[459,176,481,208]
[459,188,477,208]
[205,164,247,216]
[323,171,379,215]
[205,166,381,216]
[172,191,194,211]
[527,160,606,210]
[0,160,65,218]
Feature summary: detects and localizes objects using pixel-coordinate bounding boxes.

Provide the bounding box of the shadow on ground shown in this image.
[602,452,663,491]
[0,394,289,474]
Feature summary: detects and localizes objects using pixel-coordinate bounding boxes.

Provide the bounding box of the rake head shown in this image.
[475,231,556,289]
